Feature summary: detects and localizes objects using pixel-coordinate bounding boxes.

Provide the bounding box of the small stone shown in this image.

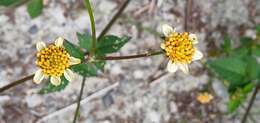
[28,25,38,34]
[133,70,144,79]
[170,101,178,113]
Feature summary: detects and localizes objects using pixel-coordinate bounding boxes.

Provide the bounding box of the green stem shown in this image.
[83,0,97,55]
[100,50,163,60]
[72,77,86,123]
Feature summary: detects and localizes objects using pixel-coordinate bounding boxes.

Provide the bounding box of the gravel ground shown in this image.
[0,0,259,123]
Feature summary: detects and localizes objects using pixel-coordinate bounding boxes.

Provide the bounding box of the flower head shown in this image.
[160,24,203,74]
[33,37,81,86]
[196,92,213,104]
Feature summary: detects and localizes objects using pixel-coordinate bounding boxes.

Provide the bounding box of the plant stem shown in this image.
[97,0,131,41]
[184,0,192,31]
[0,74,34,93]
[83,0,97,55]
[72,77,86,123]
[100,50,163,60]
[241,84,260,123]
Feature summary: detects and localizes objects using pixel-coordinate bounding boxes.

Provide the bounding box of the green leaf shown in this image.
[207,58,246,83]
[240,37,253,47]
[0,0,19,6]
[64,40,84,60]
[242,83,255,94]
[39,76,69,94]
[93,60,106,71]
[245,56,259,80]
[221,36,231,53]
[27,0,43,18]
[97,35,131,54]
[228,98,241,113]
[230,47,249,58]
[71,63,97,77]
[77,32,92,51]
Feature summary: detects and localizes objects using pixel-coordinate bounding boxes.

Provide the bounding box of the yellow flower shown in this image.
[33,37,81,86]
[160,24,203,74]
[196,92,213,104]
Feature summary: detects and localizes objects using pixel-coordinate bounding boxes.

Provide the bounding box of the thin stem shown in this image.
[241,84,260,123]
[184,0,192,31]
[0,74,34,93]
[97,0,131,41]
[100,50,163,60]
[72,77,86,123]
[83,0,97,55]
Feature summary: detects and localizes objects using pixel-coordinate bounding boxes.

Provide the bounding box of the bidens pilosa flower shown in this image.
[196,92,214,104]
[33,37,81,86]
[160,24,203,74]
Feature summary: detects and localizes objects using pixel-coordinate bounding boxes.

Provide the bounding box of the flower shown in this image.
[33,37,81,86]
[160,24,203,74]
[196,92,213,104]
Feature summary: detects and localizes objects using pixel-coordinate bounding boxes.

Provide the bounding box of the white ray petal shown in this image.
[50,76,61,86]
[33,69,45,84]
[192,49,203,61]
[64,69,75,82]
[160,43,165,49]
[162,24,175,37]
[55,37,64,47]
[189,33,198,44]
[179,64,189,74]
[36,42,46,51]
[69,56,81,65]
[167,61,178,73]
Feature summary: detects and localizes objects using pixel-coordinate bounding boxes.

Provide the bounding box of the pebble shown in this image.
[25,94,43,108]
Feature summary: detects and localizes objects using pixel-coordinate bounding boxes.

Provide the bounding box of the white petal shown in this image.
[69,56,81,65]
[162,24,175,37]
[64,69,75,82]
[160,43,165,49]
[179,64,189,74]
[189,33,198,44]
[55,37,64,47]
[50,76,61,86]
[33,69,45,84]
[167,61,178,73]
[36,42,46,51]
[193,49,203,61]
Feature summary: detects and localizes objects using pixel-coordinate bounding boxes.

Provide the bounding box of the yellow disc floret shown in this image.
[163,32,195,63]
[36,44,70,77]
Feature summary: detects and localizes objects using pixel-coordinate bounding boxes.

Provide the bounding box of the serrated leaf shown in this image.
[207,58,246,83]
[97,35,131,54]
[64,40,84,60]
[71,63,97,77]
[39,76,69,94]
[77,32,92,51]
[0,0,19,6]
[27,0,43,18]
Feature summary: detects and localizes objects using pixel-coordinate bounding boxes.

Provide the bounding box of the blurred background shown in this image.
[0,0,259,123]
